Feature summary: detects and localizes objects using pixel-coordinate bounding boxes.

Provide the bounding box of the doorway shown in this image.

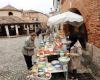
[0,25,7,36]
[63,8,88,49]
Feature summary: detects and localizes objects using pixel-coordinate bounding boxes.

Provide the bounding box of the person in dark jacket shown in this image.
[36,27,42,36]
[67,26,86,52]
[67,32,78,52]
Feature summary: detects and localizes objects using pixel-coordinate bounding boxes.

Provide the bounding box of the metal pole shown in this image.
[69,0,72,8]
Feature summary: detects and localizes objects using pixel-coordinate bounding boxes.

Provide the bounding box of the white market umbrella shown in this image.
[47,11,83,27]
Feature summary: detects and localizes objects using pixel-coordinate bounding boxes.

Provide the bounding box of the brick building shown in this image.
[53,0,100,75]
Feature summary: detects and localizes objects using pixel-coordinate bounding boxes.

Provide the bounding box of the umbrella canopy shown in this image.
[47,11,83,27]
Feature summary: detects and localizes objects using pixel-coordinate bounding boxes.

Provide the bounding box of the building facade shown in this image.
[0,5,48,37]
[22,10,48,28]
[53,0,100,75]
[0,5,22,17]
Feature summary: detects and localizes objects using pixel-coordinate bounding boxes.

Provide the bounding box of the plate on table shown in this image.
[51,60,60,65]
[58,57,70,63]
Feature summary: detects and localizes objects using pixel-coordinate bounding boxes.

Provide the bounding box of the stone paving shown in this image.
[0,36,99,80]
[0,36,28,80]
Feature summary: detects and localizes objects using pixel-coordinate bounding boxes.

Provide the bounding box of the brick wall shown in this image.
[60,0,100,76]
[60,0,100,48]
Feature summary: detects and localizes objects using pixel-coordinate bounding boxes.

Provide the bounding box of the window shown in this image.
[53,0,60,12]
[36,18,38,21]
[32,17,38,21]
[8,12,13,16]
[36,24,38,27]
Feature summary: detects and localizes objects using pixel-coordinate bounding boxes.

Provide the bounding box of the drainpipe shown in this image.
[69,0,72,8]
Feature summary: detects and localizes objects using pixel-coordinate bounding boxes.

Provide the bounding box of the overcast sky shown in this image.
[0,0,53,14]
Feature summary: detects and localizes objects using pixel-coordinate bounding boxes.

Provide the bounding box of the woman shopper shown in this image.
[22,33,36,70]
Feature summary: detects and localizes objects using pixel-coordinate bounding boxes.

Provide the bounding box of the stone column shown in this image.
[5,25,10,37]
[27,25,29,35]
[15,25,19,36]
[23,25,26,30]
[30,24,33,30]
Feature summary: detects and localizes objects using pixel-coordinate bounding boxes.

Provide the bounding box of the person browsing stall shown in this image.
[22,33,36,70]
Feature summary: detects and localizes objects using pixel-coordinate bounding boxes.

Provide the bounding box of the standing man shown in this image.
[22,33,36,70]
[36,27,42,36]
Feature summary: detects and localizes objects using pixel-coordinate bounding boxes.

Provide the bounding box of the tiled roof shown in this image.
[0,16,41,25]
[26,10,39,13]
[0,16,25,24]
[24,10,48,17]
[0,5,20,11]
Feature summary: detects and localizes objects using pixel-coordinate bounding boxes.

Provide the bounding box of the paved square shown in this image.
[0,37,28,80]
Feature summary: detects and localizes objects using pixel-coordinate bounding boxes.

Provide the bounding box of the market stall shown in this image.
[27,31,71,80]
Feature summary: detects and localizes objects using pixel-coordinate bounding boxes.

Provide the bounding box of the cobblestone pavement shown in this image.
[0,36,97,80]
[0,36,28,80]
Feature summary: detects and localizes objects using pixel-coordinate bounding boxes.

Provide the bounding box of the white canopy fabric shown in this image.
[47,11,83,26]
